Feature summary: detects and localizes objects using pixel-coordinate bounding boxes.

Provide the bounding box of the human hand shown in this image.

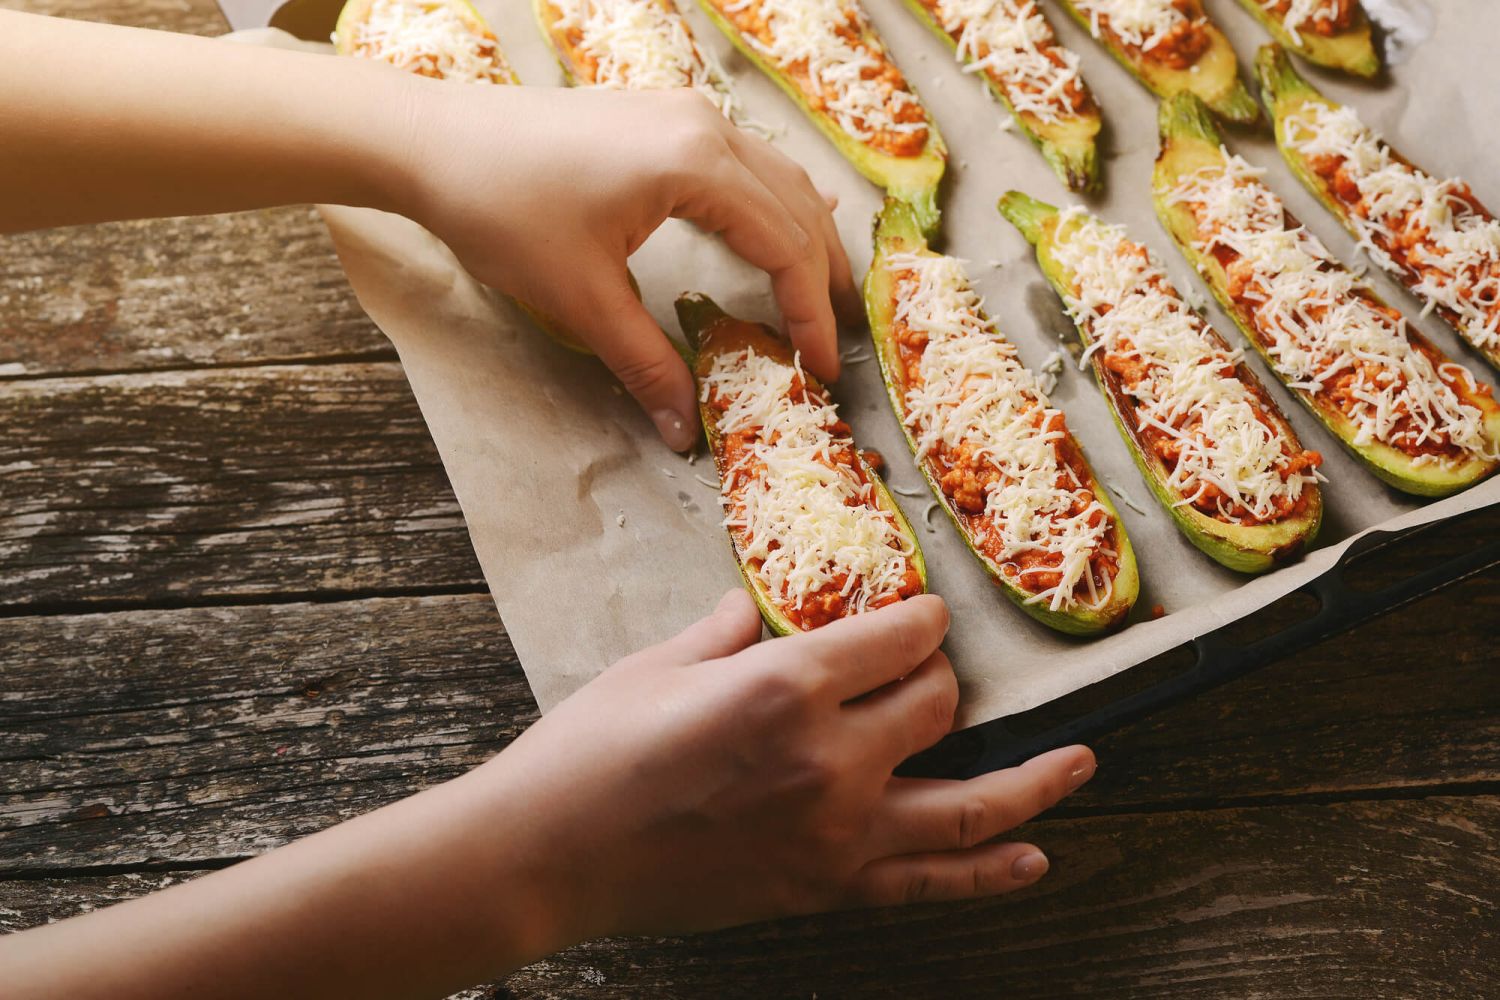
[390,83,857,450]
[469,590,1096,942]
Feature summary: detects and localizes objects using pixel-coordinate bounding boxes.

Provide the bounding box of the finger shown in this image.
[769,594,949,701]
[724,131,856,366]
[843,650,959,765]
[847,841,1050,908]
[567,268,697,451]
[653,589,763,667]
[870,745,1097,855]
[673,151,838,383]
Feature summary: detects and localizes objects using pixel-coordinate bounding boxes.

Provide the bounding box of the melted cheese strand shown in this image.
[1167,151,1497,465]
[1285,101,1500,354]
[887,251,1114,612]
[545,0,742,119]
[702,348,915,617]
[1050,209,1319,523]
[348,0,513,82]
[712,0,929,146]
[921,0,1087,126]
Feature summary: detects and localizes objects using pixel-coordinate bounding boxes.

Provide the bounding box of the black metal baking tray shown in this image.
[903,501,1500,780]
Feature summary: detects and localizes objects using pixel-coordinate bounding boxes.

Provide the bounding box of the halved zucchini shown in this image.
[865,200,1137,631]
[1235,0,1378,78]
[695,0,947,238]
[896,0,1101,192]
[999,191,1323,572]
[1257,43,1500,371]
[1152,93,1500,497]
[677,293,927,634]
[1052,0,1259,125]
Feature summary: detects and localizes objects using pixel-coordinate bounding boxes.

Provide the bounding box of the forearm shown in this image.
[0,11,415,233]
[0,765,578,1000]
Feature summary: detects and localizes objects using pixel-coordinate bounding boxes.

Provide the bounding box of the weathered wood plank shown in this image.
[1,555,1496,869]
[3,796,1495,998]
[0,363,482,609]
[0,0,226,35]
[1,209,387,378]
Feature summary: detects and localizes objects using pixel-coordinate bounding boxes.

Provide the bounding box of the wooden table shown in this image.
[3,3,1498,995]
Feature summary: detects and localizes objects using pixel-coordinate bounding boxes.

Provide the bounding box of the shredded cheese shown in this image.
[920,0,1090,126]
[346,0,514,83]
[701,347,916,621]
[709,0,929,149]
[886,251,1116,612]
[1072,0,1195,52]
[1284,101,1500,355]
[544,0,743,119]
[1050,208,1321,524]
[1166,151,1497,465]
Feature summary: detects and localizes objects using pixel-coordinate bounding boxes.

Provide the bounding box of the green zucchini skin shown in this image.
[1236,1,1378,78]
[894,0,1101,193]
[1151,93,1500,498]
[999,191,1324,572]
[865,200,1137,633]
[1051,0,1259,125]
[675,293,928,635]
[1257,44,1500,371]
[694,0,947,239]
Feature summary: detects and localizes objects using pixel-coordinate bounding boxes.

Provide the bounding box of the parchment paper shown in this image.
[249,0,1497,728]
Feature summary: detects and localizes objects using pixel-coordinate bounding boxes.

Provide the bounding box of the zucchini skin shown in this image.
[1151,93,1500,498]
[1257,44,1500,371]
[1051,0,1259,125]
[865,200,1138,633]
[694,0,947,239]
[676,293,928,635]
[1235,1,1378,78]
[895,0,1101,193]
[999,191,1324,572]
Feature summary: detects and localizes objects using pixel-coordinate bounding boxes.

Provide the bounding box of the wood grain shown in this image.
[0,0,226,34]
[1,209,387,378]
[4,796,1495,999]
[0,363,482,611]
[2,559,1495,869]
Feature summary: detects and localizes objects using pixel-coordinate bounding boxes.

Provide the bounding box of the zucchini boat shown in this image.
[1152,93,1500,497]
[865,200,1137,632]
[896,0,1102,192]
[696,0,948,238]
[1235,0,1377,77]
[336,0,598,355]
[1053,0,1259,125]
[533,0,745,121]
[999,192,1324,573]
[1258,44,1500,370]
[678,293,927,634]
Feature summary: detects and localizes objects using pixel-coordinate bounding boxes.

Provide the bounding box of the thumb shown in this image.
[576,271,698,451]
[652,589,763,667]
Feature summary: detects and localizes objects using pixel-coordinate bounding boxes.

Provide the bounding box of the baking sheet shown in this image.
[239,0,1497,728]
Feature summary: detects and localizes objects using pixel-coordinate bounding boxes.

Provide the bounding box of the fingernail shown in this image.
[1011,851,1049,883]
[1068,754,1097,791]
[651,408,696,452]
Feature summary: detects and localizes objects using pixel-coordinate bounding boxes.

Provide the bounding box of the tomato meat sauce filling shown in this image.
[701,338,921,630]
[1260,0,1357,38]
[1074,0,1211,69]
[1049,208,1323,526]
[348,0,514,83]
[914,0,1095,125]
[1166,154,1498,466]
[884,252,1120,610]
[706,0,930,155]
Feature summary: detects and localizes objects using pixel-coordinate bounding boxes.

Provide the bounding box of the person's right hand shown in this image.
[388,83,858,451]
[465,591,1097,944]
